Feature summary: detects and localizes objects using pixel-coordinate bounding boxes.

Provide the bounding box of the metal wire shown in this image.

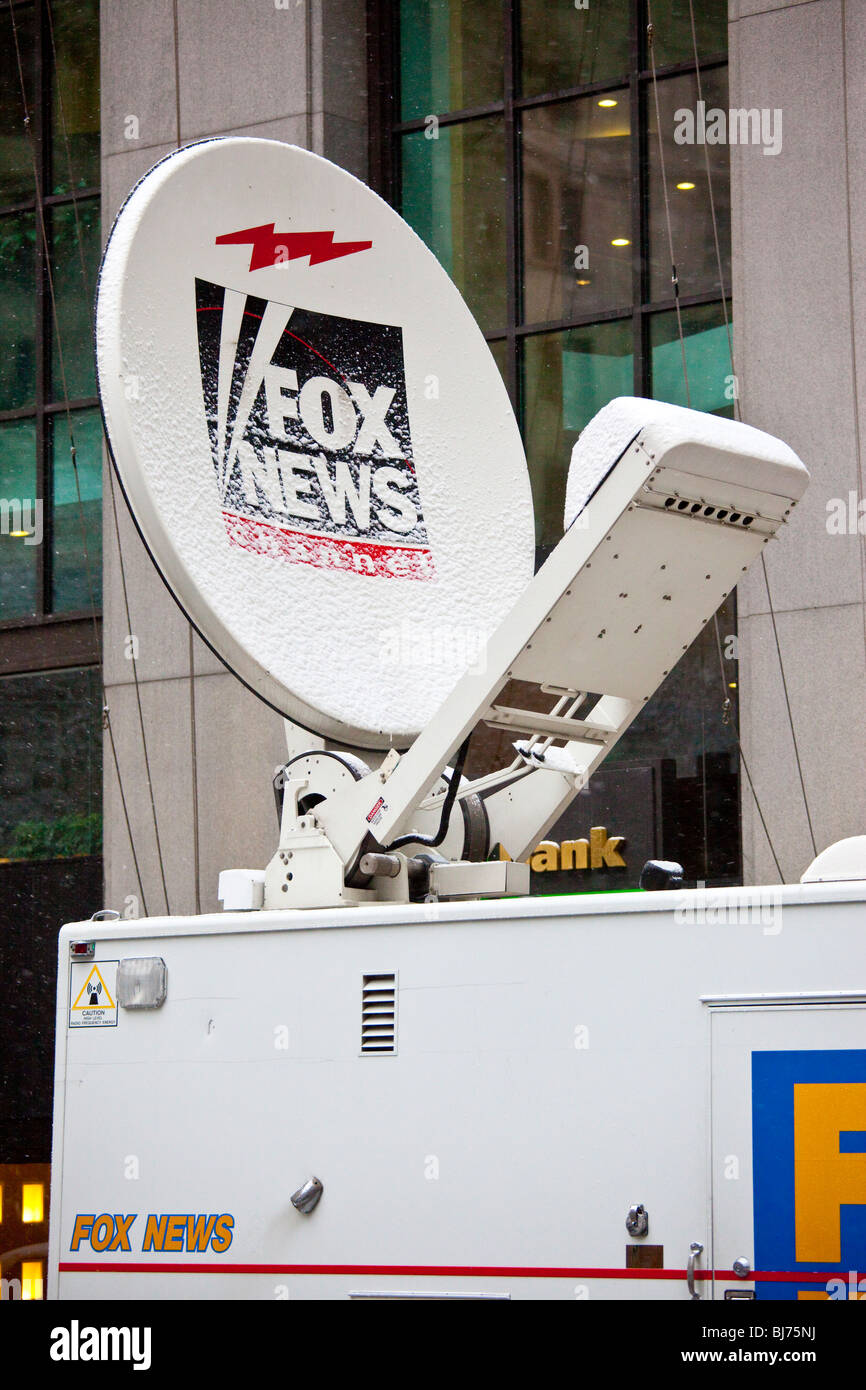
[684,0,734,403]
[759,552,817,859]
[646,2,690,406]
[712,613,783,883]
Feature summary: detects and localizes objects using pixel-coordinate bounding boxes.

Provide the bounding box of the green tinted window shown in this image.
[50,196,100,401]
[647,0,727,68]
[521,92,631,325]
[521,0,629,97]
[650,302,734,414]
[401,118,506,333]
[400,0,502,119]
[0,666,102,860]
[647,66,730,301]
[523,320,633,547]
[0,418,38,620]
[0,3,36,206]
[0,211,36,411]
[50,0,100,193]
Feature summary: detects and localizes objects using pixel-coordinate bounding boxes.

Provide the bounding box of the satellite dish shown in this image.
[96,138,534,749]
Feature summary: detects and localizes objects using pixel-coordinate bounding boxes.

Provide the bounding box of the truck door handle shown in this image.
[687,1241,704,1299]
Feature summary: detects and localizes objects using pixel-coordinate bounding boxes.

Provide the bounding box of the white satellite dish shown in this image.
[96,137,535,749]
[96,137,810,914]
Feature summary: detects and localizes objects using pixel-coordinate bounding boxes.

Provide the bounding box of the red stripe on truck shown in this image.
[58,1261,860,1282]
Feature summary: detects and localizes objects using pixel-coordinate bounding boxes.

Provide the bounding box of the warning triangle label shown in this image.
[69,960,118,1029]
[72,964,115,1011]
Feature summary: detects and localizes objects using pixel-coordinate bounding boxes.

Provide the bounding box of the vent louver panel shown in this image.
[362,973,397,1055]
[661,495,755,527]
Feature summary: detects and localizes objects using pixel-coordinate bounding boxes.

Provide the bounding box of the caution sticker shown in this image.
[69,960,118,1029]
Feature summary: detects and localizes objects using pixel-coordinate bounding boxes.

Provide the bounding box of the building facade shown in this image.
[1,0,864,1290]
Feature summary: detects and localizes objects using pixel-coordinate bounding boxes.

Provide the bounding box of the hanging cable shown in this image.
[759,554,818,859]
[712,614,783,883]
[685,0,735,406]
[646,2,690,406]
[103,703,149,915]
[44,2,90,297]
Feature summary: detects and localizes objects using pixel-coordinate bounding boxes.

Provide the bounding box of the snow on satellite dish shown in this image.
[96,138,534,748]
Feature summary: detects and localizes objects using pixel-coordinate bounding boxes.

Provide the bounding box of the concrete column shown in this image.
[100,0,368,916]
[730,0,866,884]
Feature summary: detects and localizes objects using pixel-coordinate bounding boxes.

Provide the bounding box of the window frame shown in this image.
[368,0,730,413]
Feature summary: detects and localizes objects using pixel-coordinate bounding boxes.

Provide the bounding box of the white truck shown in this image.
[47,857,866,1302]
[47,138,866,1301]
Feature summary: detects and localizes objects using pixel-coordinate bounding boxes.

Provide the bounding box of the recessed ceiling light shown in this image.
[611,238,630,247]
[598,99,618,108]
[677,181,696,190]
[576,278,591,286]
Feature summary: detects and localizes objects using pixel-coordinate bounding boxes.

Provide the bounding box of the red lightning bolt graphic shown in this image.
[215,224,372,271]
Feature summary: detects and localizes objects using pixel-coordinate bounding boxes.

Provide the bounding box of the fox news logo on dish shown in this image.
[195,276,433,580]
